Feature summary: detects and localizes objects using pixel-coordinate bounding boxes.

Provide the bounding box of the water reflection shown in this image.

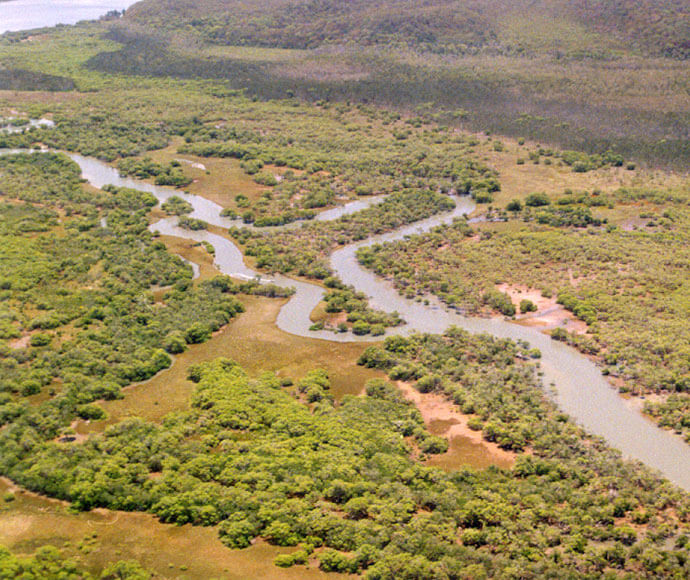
[0,0,136,34]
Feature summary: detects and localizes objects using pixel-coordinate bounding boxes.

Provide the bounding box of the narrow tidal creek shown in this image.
[68,152,690,492]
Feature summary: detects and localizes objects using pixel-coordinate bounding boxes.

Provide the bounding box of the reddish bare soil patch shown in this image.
[496,283,588,334]
[396,381,516,469]
[8,335,30,349]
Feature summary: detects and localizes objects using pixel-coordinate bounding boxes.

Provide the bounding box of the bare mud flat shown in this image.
[396,381,516,471]
[496,283,588,334]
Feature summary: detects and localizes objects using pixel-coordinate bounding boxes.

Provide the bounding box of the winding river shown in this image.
[66,153,690,491]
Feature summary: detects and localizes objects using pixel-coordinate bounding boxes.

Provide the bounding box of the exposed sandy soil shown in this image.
[496,283,588,335]
[8,335,30,349]
[396,381,516,468]
[620,217,651,231]
[174,158,206,171]
[324,312,348,326]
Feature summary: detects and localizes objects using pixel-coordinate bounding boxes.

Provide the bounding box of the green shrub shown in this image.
[352,320,371,335]
[482,289,516,316]
[461,528,487,546]
[76,404,106,421]
[29,333,52,347]
[419,436,449,454]
[525,192,550,207]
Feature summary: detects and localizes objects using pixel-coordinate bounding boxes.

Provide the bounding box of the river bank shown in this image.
[56,150,690,491]
[2,144,688,489]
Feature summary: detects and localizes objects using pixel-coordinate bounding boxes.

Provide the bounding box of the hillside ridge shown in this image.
[125,0,690,59]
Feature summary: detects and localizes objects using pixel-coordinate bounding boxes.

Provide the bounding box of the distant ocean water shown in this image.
[0,0,138,34]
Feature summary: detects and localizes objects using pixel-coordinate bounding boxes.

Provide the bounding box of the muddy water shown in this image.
[4,149,689,489]
[63,153,690,491]
[70,153,384,230]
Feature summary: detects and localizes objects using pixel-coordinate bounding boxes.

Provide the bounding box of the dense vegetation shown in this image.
[4,338,689,578]
[232,189,454,278]
[118,157,192,187]
[0,58,494,335]
[176,105,498,226]
[68,0,689,169]
[314,278,403,336]
[0,4,684,420]
[0,153,304,474]
[645,396,690,443]
[0,153,248,407]
[230,187,457,334]
[0,68,75,91]
[0,104,172,162]
[0,545,151,580]
[357,183,690,430]
[161,194,192,215]
[354,331,690,577]
[126,0,690,59]
[0,4,688,577]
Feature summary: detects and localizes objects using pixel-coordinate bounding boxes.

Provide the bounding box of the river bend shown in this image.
[1,147,687,490]
[59,152,690,491]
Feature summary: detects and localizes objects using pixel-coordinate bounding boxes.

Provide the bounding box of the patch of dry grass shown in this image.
[0,478,347,580]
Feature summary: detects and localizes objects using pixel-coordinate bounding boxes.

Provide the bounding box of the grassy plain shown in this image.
[77,295,384,432]
[0,478,346,580]
[144,137,274,209]
[470,135,651,206]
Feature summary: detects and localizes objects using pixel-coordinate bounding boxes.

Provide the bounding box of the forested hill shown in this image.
[85,0,688,169]
[126,0,689,59]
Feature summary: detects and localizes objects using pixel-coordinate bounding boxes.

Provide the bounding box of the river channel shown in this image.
[66,152,690,491]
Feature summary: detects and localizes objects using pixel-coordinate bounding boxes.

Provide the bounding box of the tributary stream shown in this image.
[67,152,690,492]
